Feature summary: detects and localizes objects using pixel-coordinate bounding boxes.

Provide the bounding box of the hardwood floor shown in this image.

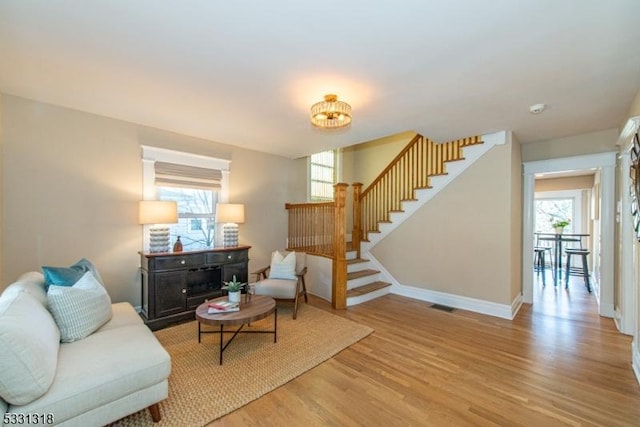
[210,272,640,426]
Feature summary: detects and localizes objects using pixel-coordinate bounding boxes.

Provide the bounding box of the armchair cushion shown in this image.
[269,251,297,280]
[253,278,298,299]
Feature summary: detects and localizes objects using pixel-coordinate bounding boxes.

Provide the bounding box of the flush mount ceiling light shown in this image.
[310,94,352,129]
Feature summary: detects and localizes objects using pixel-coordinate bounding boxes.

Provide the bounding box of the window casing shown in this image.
[142,146,230,250]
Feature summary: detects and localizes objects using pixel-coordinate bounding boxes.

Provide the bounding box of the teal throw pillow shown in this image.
[42,266,84,289]
[72,258,105,286]
[42,258,105,289]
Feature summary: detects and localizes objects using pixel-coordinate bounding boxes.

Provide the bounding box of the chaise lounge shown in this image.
[0,269,171,426]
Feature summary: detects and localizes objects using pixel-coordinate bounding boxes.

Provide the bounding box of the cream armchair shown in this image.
[252,251,308,319]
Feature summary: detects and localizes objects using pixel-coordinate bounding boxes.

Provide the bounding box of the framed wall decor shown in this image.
[630,130,640,240]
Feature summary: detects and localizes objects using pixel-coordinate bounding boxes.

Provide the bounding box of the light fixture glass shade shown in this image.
[310,94,352,129]
[216,203,245,224]
[138,201,178,253]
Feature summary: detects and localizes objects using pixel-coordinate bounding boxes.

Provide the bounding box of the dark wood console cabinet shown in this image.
[139,246,250,330]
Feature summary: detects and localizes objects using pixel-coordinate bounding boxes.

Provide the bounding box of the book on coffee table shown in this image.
[207,300,240,313]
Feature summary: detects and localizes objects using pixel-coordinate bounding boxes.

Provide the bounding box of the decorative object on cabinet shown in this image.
[139,246,250,330]
[173,236,183,253]
[216,203,245,247]
[138,200,178,253]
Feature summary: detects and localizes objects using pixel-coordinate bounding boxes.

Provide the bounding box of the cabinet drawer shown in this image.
[207,250,248,264]
[154,253,206,270]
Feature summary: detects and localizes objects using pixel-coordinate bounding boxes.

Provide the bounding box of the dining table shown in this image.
[534,232,590,286]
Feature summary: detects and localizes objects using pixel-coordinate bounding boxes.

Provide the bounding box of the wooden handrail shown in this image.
[285,184,349,309]
[285,201,336,258]
[355,134,483,246]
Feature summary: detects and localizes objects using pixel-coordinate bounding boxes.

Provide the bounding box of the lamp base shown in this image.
[149,226,170,253]
[223,223,239,247]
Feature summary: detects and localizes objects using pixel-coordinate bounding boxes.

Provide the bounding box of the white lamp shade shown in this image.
[216,203,245,224]
[138,201,178,225]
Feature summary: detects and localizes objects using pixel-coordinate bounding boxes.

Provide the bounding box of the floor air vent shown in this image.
[430,304,455,312]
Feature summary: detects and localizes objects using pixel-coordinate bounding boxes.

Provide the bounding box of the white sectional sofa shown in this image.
[0,271,171,426]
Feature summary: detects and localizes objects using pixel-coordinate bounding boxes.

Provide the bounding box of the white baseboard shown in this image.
[392,283,522,320]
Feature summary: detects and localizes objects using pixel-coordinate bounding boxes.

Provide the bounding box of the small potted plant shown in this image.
[552,219,570,234]
[222,275,245,303]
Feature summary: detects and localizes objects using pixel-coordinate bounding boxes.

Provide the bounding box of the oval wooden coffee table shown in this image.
[195,295,277,365]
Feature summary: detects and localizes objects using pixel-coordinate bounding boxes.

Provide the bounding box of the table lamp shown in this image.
[139,200,178,253]
[216,203,245,247]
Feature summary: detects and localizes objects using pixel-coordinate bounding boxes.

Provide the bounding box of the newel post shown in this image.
[332,183,349,310]
[352,182,363,259]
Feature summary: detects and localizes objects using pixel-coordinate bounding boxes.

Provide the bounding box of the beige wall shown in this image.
[371,138,521,305]
[1,95,301,303]
[627,89,640,119]
[521,128,619,162]
[348,131,415,187]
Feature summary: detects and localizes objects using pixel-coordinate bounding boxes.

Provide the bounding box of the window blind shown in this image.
[154,162,223,190]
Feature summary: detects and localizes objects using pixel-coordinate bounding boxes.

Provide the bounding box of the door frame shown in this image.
[522,152,617,317]
[618,116,640,335]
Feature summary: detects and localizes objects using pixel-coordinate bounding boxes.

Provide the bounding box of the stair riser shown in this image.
[346,285,392,306]
[347,274,381,290]
[347,261,371,274]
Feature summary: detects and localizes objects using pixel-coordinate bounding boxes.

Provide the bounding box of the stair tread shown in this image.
[347,281,391,297]
[347,258,369,265]
[348,269,379,280]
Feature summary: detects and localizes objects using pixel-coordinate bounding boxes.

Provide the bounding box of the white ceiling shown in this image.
[1,1,640,159]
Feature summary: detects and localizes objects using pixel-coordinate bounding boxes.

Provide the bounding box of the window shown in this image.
[309,150,337,201]
[535,198,574,233]
[142,146,230,251]
[158,187,218,250]
[534,190,582,234]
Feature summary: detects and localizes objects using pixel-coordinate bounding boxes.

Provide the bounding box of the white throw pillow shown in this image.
[47,271,113,343]
[269,251,297,280]
[0,290,60,405]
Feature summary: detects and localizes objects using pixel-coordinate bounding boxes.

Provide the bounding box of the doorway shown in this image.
[523,152,617,318]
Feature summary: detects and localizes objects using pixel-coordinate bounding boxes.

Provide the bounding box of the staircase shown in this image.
[285,131,506,309]
[346,249,391,306]
[345,131,506,306]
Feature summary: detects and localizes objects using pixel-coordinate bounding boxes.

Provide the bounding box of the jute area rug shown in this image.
[115,303,373,427]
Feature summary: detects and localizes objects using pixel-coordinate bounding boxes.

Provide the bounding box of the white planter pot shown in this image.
[554,227,564,234]
[228,291,241,303]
